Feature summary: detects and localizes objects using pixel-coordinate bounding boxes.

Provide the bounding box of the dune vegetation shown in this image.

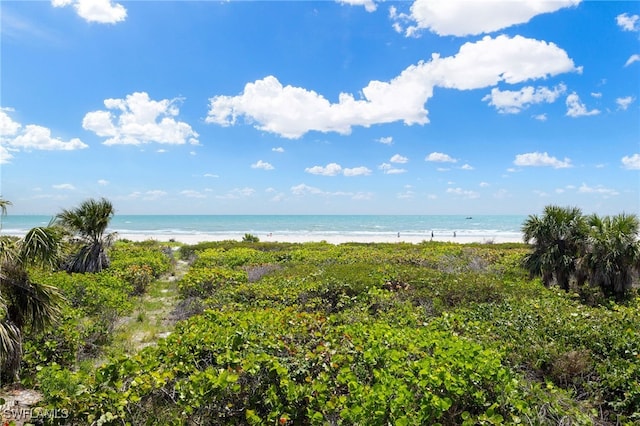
[0,199,639,425]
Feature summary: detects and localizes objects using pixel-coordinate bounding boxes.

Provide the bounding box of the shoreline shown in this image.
[116,232,524,245]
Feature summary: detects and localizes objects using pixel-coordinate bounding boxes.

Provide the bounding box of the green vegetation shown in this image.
[0,202,638,425]
[0,198,64,382]
[56,197,116,273]
[523,206,640,298]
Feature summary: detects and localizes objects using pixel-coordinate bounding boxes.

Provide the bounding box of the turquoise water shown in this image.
[0,215,526,240]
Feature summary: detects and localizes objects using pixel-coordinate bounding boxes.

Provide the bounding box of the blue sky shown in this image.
[1,0,638,215]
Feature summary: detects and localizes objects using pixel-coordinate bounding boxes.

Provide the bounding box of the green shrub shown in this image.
[109,241,172,278]
[243,233,260,242]
[179,267,247,298]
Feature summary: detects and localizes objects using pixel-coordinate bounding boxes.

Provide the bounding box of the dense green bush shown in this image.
[31,270,133,316]
[179,267,248,298]
[109,241,173,278]
[27,241,638,425]
[37,308,591,425]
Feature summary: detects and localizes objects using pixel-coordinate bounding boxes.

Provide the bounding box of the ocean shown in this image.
[0,215,526,241]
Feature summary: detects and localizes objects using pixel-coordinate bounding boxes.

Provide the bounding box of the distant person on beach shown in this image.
[397,232,400,238]
[453,231,456,238]
[431,231,434,238]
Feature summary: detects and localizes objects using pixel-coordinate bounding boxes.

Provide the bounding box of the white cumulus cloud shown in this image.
[446,187,480,199]
[621,154,640,170]
[394,0,580,37]
[206,35,578,139]
[83,92,199,146]
[616,13,640,31]
[343,166,372,177]
[514,152,572,168]
[426,152,457,163]
[616,96,635,110]
[52,183,76,190]
[305,163,343,176]
[52,0,127,24]
[390,154,408,163]
[337,0,377,12]
[379,163,407,175]
[377,136,393,145]
[566,92,600,117]
[216,187,256,200]
[482,84,566,113]
[578,183,619,197]
[251,160,275,170]
[0,109,88,163]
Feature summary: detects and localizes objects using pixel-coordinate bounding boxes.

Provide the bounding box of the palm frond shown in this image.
[19,226,62,268]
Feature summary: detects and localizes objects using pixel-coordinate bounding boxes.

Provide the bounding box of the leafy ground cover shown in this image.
[14,241,640,425]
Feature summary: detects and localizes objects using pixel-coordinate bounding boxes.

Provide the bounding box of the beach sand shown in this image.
[117,233,523,245]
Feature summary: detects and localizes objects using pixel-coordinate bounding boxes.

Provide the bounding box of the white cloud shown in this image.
[426,152,457,163]
[251,160,275,170]
[460,164,474,170]
[0,110,88,163]
[379,163,407,174]
[625,54,640,67]
[291,183,325,196]
[482,84,566,113]
[52,0,127,24]
[0,146,14,164]
[533,113,548,121]
[97,179,109,186]
[395,0,580,37]
[206,35,578,138]
[622,153,640,170]
[390,154,408,163]
[377,136,393,145]
[204,173,219,178]
[566,92,600,117]
[343,166,372,177]
[616,96,635,110]
[616,13,640,32]
[290,183,367,200]
[591,92,602,98]
[216,187,256,200]
[305,163,343,176]
[305,162,370,177]
[514,151,572,168]
[479,182,490,187]
[272,147,285,153]
[0,108,21,136]
[52,183,75,190]
[12,125,88,151]
[578,183,619,197]
[446,187,480,199]
[83,92,199,145]
[337,0,377,12]
[181,190,207,199]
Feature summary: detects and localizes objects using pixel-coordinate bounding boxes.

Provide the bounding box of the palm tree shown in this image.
[0,198,63,381]
[580,213,640,298]
[55,197,116,273]
[522,205,587,291]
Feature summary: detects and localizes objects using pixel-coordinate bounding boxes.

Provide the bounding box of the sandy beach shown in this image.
[117,232,523,245]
